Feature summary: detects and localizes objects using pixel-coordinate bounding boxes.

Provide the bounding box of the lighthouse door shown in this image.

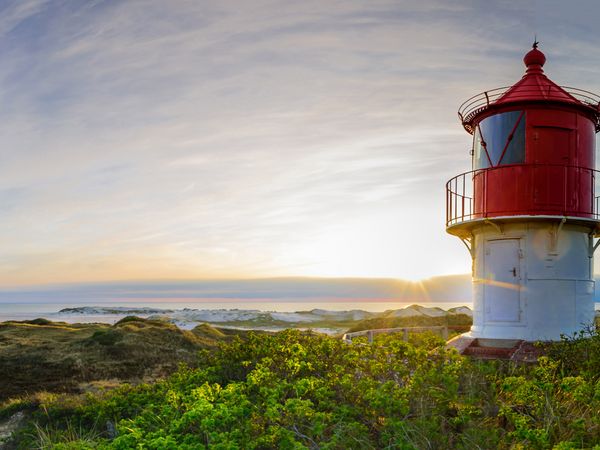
[484,239,521,323]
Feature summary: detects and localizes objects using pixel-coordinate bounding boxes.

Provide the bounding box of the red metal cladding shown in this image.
[448,46,600,227]
[526,108,595,168]
[471,165,595,220]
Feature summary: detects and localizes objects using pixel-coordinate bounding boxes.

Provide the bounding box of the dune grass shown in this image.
[0,317,237,401]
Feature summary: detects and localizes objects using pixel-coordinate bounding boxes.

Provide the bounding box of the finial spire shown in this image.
[532,36,539,49]
[523,39,545,72]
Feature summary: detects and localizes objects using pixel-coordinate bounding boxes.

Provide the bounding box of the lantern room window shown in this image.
[473,110,525,169]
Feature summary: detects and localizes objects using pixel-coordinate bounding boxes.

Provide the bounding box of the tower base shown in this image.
[468,220,596,341]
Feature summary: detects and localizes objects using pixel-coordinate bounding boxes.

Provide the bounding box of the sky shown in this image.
[0,0,599,287]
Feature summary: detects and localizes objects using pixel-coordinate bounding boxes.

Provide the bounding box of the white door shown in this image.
[484,239,521,323]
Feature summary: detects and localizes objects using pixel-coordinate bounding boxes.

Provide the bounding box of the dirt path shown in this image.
[0,411,25,448]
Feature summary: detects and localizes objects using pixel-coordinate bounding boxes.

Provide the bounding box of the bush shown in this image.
[87,329,123,346]
[546,325,600,381]
[24,318,53,326]
[8,328,600,449]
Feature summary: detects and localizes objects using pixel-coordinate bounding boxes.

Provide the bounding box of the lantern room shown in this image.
[447,45,600,232]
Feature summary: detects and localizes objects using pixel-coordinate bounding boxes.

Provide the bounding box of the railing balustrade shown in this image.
[457,86,600,133]
[446,164,600,228]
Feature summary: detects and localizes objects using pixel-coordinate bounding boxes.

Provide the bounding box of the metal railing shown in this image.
[458,86,600,133]
[446,170,476,226]
[446,164,600,228]
[342,326,450,344]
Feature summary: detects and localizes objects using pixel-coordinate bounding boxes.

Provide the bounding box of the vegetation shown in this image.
[0,317,244,400]
[346,311,472,333]
[1,323,599,449]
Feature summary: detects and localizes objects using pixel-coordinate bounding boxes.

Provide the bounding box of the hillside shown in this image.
[347,305,473,332]
[0,317,244,401]
[0,308,472,402]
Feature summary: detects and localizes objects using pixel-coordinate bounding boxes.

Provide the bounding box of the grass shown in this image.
[29,417,103,449]
[1,318,599,448]
[346,312,472,332]
[0,317,238,401]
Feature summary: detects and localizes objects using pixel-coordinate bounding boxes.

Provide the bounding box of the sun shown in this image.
[282,211,446,281]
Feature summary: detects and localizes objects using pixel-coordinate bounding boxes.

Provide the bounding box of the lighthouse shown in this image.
[446,45,600,342]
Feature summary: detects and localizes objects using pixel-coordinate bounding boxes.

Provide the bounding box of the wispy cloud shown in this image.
[0,0,597,285]
[0,0,51,36]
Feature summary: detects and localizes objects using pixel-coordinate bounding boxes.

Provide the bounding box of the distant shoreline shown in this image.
[0,303,474,333]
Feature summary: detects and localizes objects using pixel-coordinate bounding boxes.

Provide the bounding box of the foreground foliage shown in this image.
[3,328,600,449]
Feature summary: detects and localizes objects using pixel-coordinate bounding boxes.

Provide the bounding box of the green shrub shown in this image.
[24,318,54,326]
[8,328,600,449]
[88,329,123,346]
[546,325,600,381]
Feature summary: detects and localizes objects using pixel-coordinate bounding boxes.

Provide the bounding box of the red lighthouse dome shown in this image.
[493,46,586,110]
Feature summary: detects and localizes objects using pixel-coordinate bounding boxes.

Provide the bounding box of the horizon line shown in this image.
[0,274,474,291]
